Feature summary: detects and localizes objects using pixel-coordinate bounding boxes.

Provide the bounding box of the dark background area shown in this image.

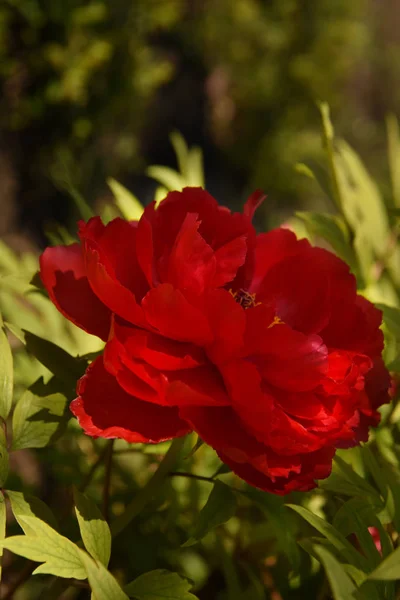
[1,0,400,244]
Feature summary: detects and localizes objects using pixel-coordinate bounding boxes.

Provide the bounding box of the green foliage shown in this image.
[0,315,13,421]
[74,488,111,566]
[0,515,86,579]
[125,569,198,600]
[78,550,129,600]
[12,390,67,450]
[184,481,237,546]
[107,178,144,221]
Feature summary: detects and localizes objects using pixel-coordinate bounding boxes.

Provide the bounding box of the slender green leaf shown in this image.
[287,504,368,570]
[183,481,236,546]
[0,318,13,420]
[12,390,67,450]
[243,488,300,569]
[386,113,400,208]
[125,569,198,600]
[74,489,111,567]
[107,178,144,221]
[78,549,129,600]
[147,166,184,192]
[368,545,400,581]
[313,545,360,600]
[0,492,6,579]
[169,132,189,178]
[0,515,86,579]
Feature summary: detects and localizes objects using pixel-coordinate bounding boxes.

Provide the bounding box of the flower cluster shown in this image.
[40,188,390,494]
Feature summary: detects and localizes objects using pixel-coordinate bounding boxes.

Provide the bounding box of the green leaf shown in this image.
[7,490,58,533]
[107,178,144,221]
[0,515,86,579]
[386,113,400,208]
[0,492,6,579]
[74,489,111,567]
[125,569,197,600]
[287,504,368,570]
[147,166,184,192]
[24,331,86,386]
[243,488,300,569]
[333,499,381,568]
[313,545,360,600]
[78,550,129,600]
[12,390,67,450]
[0,318,13,421]
[368,545,400,581]
[376,304,400,339]
[183,481,236,546]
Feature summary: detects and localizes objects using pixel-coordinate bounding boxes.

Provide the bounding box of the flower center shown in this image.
[229,288,259,309]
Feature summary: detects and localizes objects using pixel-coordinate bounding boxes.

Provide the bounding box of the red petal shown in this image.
[256,247,352,335]
[40,244,111,340]
[112,318,206,371]
[142,283,213,345]
[179,404,335,493]
[256,324,328,391]
[321,295,384,357]
[205,289,246,363]
[71,356,191,443]
[163,212,216,296]
[105,324,230,407]
[217,445,335,495]
[250,228,309,293]
[243,189,266,220]
[79,217,147,326]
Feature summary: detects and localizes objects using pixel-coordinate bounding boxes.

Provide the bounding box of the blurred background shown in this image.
[1,0,400,246]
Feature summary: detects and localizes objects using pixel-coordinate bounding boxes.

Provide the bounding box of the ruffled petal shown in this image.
[256,246,354,335]
[79,217,147,326]
[71,356,191,443]
[217,445,335,495]
[142,284,213,346]
[39,244,111,340]
[105,325,230,407]
[250,228,309,293]
[179,404,335,493]
[162,212,217,296]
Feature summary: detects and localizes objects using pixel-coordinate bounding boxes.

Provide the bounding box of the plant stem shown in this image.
[169,471,215,484]
[110,436,186,538]
[79,442,110,493]
[102,439,114,523]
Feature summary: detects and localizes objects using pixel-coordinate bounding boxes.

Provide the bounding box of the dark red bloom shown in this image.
[40,187,390,494]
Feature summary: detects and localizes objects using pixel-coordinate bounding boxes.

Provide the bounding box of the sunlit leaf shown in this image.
[12,390,67,450]
[7,490,58,533]
[0,315,13,421]
[78,550,129,600]
[107,178,144,221]
[74,488,111,567]
[0,515,86,579]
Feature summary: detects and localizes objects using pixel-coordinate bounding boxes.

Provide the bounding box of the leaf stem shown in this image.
[168,471,215,484]
[110,436,186,538]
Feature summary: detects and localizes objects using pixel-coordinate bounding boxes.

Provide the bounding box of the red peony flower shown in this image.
[40,187,390,494]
